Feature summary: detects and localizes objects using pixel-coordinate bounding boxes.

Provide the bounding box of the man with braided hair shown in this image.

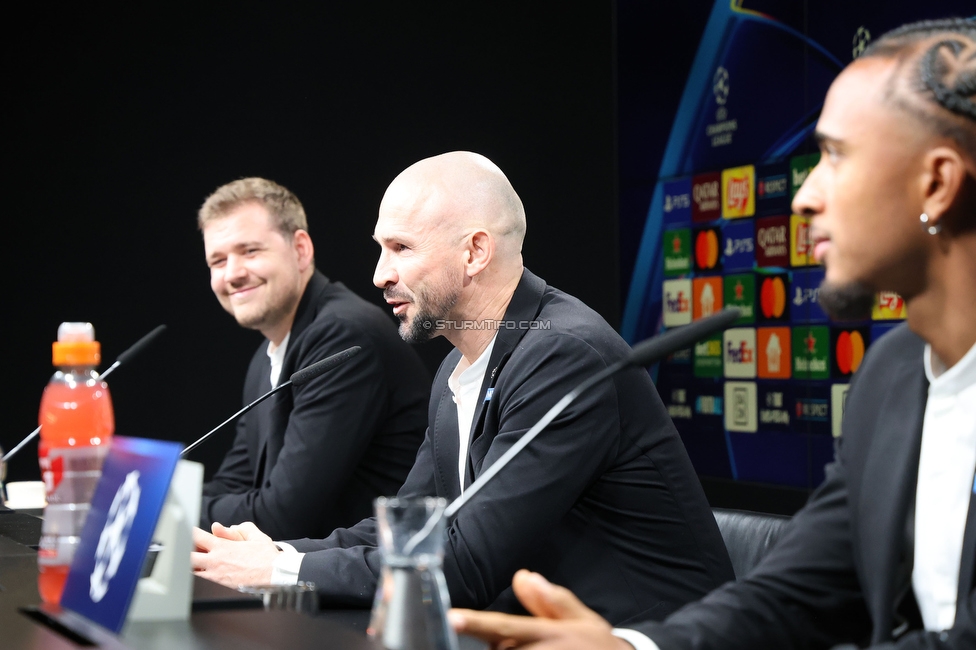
[451,18,976,649]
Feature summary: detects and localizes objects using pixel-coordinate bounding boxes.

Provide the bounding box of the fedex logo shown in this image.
[726,340,753,364]
[667,292,690,313]
[663,279,693,327]
[723,328,757,378]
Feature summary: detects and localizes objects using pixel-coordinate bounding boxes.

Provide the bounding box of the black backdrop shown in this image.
[2,3,621,482]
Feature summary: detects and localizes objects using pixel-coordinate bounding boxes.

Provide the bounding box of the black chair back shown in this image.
[712,508,791,579]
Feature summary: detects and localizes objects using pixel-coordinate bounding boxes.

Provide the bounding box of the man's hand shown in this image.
[191,522,280,588]
[449,570,631,649]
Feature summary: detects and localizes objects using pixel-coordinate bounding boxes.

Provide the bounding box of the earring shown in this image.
[920,213,942,235]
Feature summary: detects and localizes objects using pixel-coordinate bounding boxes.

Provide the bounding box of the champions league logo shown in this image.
[90,470,142,603]
[713,66,729,106]
[852,26,871,59]
[707,66,736,146]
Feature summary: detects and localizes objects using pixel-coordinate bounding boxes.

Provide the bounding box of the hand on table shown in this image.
[449,569,632,650]
[191,521,280,588]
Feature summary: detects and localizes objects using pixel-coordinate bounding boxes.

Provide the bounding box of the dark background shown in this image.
[2,2,713,482]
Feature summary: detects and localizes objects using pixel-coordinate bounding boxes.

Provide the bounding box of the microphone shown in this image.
[180,345,361,457]
[2,324,168,464]
[402,308,741,553]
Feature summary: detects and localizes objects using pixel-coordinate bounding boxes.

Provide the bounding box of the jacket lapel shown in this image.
[432,368,462,500]
[857,340,928,643]
[955,469,976,622]
[464,269,547,486]
[258,271,331,484]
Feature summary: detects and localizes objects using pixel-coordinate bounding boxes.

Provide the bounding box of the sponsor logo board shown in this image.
[872,291,907,320]
[663,279,692,327]
[721,219,755,272]
[831,327,868,378]
[757,327,792,379]
[790,268,828,323]
[691,172,722,222]
[693,276,724,321]
[792,325,830,380]
[721,165,755,218]
[723,327,757,378]
[662,178,692,227]
[693,332,723,378]
[831,383,850,438]
[694,226,722,272]
[758,381,793,431]
[790,152,820,198]
[755,215,790,267]
[756,162,790,216]
[794,384,831,435]
[723,273,756,324]
[758,272,790,322]
[666,387,693,421]
[663,228,692,277]
[724,381,758,432]
[790,214,815,267]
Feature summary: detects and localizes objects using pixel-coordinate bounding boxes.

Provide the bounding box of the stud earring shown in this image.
[920,213,942,235]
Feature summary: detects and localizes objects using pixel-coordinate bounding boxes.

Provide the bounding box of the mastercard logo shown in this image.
[759,276,786,319]
[695,229,720,270]
[835,330,865,375]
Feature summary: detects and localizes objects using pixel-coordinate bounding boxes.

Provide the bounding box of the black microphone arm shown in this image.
[2,324,168,464]
[180,345,361,458]
[402,308,741,554]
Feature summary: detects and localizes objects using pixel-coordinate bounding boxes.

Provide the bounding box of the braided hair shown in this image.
[861,18,976,157]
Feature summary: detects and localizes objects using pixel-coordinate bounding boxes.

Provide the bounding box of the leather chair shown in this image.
[712,508,792,579]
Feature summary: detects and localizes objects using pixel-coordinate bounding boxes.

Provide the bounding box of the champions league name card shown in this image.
[60,436,182,633]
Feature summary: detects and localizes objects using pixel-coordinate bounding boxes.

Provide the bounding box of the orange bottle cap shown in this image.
[52,341,101,367]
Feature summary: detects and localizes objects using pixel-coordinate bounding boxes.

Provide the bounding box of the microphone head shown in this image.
[116,324,167,366]
[628,308,741,368]
[290,345,362,386]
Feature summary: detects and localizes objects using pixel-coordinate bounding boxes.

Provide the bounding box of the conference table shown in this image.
[0,506,484,649]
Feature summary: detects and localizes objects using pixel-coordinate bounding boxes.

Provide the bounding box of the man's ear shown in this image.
[464,230,494,278]
[293,229,315,271]
[919,146,967,231]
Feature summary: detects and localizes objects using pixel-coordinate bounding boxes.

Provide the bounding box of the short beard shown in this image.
[399,275,461,344]
[818,280,874,322]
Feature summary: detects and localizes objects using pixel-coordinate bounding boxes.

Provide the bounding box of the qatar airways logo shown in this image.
[757,226,787,254]
[693,181,720,211]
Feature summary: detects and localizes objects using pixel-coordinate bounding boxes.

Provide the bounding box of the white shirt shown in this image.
[913,340,976,631]
[623,338,976,648]
[267,333,290,388]
[448,336,497,492]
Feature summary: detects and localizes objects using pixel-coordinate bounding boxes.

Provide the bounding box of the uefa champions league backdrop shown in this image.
[620,0,974,490]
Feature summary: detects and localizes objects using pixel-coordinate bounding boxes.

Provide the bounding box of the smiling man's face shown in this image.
[203,202,308,342]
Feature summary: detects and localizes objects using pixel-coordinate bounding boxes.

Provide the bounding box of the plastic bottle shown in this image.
[37,322,115,605]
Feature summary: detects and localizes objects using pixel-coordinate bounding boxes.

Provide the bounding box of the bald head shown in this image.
[379,151,527,265]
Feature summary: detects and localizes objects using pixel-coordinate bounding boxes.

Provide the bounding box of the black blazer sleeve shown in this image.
[200,316,410,540]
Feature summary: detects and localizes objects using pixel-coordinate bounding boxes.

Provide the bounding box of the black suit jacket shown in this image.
[640,323,976,649]
[288,269,734,622]
[201,271,430,541]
